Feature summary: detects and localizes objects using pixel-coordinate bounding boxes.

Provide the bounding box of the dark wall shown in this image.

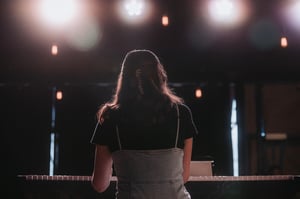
[245,82,300,175]
[0,85,51,195]
[175,83,233,175]
[1,85,51,175]
[55,85,114,175]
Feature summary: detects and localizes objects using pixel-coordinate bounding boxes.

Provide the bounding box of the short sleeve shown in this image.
[90,110,117,146]
[179,104,198,139]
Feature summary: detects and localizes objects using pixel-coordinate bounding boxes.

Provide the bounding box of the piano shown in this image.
[17,175,300,199]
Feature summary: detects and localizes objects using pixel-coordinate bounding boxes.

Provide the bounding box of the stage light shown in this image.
[56,90,63,100]
[206,0,249,27]
[283,1,300,32]
[195,88,202,98]
[162,15,169,26]
[209,0,235,21]
[51,44,58,55]
[38,0,79,27]
[281,36,288,48]
[125,0,144,16]
[116,0,153,25]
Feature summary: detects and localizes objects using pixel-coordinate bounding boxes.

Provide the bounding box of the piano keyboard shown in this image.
[18,174,296,182]
[17,174,300,199]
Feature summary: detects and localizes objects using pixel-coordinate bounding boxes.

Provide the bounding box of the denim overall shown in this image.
[112,104,191,199]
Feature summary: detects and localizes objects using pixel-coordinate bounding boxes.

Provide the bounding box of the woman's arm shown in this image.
[91,145,113,193]
[182,138,193,183]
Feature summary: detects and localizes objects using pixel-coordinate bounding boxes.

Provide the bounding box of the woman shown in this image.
[90,49,198,198]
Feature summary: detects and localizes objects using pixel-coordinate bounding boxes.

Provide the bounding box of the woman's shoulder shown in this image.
[102,106,120,121]
[176,103,196,120]
[177,103,192,113]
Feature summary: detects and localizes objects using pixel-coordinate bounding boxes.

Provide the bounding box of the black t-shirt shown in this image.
[90,103,198,152]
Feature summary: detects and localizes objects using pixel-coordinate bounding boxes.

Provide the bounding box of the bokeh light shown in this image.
[282,0,300,32]
[116,0,153,25]
[65,17,102,51]
[195,88,203,98]
[204,0,251,28]
[249,18,281,50]
[56,90,63,100]
[281,36,288,48]
[51,44,58,55]
[162,15,169,26]
[38,0,79,28]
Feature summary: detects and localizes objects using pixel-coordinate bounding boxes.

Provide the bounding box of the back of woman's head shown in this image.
[119,49,167,100]
[98,49,183,121]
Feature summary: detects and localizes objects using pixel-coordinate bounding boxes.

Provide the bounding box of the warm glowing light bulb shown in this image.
[56,90,63,100]
[162,15,169,26]
[51,44,58,55]
[281,36,288,48]
[195,88,202,98]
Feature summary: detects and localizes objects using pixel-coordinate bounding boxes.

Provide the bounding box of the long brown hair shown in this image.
[97,49,183,122]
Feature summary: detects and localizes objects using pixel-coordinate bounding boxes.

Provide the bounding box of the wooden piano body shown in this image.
[17,175,300,199]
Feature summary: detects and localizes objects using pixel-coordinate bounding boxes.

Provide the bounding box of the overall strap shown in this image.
[175,103,180,148]
[116,125,122,150]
